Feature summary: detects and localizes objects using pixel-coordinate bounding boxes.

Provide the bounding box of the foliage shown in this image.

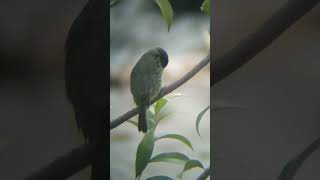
[136,130,155,179]
[154,0,210,31]
[201,0,210,15]
[112,0,211,179]
[156,134,194,151]
[128,97,207,179]
[196,105,210,136]
[155,0,173,32]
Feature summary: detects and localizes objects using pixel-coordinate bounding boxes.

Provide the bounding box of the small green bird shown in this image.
[130,48,169,133]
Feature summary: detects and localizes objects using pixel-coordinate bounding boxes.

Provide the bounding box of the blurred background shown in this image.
[110,0,210,179]
[212,0,320,180]
[0,0,94,179]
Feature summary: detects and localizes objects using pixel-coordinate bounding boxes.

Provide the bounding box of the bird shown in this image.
[130,48,169,133]
[64,0,107,179]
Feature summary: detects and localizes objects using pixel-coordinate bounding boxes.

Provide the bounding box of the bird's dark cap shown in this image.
[156,47,168,68]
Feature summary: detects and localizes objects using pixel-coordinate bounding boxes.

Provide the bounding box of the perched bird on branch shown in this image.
[130,48,169,133]
[64,0,107,179]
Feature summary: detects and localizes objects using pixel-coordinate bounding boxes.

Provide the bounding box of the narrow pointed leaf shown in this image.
[156,112,171,122]
[147,110,156,130]
[155,98,168,115]
[150,104,156,114]
[155,0,173,31]
[178,160,204,178]
[196,105,210,136]
[155,112,171,127]
[183,160,204,171]
[135,130,155,179]
[156,134,194,151]
[150,152,190,164]
[200,0,210,15]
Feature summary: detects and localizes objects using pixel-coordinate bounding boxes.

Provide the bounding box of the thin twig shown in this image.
[197,165,211,180]
[110,55,210,130]
[212,0,320,86]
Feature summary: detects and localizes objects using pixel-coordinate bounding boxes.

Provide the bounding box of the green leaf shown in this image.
[146,176,174,180]
[150,104,156,114]
[157,112,171,121]
[183,160,204,171]
[155,0,173,32]
[201,0,210,15]
[150,152,190,164]
[178,160,204,178]
[147,109,156,130]
[135,130,155,179]
[156,134,194,151]
[128,120,138,128]
[155,98,168,116]
[196,105,210,136]
[155,112,171,127]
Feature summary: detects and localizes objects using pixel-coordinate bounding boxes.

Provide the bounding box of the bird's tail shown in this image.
[138,105,148,133]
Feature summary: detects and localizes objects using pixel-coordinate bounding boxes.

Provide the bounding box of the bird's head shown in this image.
[149,47,168,68]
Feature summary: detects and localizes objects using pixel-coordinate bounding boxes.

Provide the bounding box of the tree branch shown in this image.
[110,55,210,130]
[25,55,209,179]
[25,144,94,180]
[212,0,320,86]
[197,165,211,180]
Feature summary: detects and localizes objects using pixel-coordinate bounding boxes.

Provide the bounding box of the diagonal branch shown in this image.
[25,144,94,180]
[212,0,320,86]
[25,55,209,179]
[110,55,210,130]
